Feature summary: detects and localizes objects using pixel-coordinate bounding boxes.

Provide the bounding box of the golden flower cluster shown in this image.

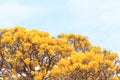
[0,26,119,80]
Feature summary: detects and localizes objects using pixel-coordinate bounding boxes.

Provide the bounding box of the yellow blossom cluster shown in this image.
[0,26,119,80]
[49,46,119,79]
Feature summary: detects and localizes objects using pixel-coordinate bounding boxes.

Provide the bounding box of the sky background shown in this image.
[0,0,120,54]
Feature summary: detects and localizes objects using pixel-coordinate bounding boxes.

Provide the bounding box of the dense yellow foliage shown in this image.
[0,26,119,80]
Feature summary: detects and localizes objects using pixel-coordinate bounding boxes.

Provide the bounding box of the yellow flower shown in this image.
[34,73,43,80]
[31,35,40,44]
[50,66,61,76]
[111,76,119,80]
[71,53,85,63]
[49,49,54,55]
[94,54,103,63]
[31,71,38,75]
[105,52,118,60]
[31,59,39,66]
[11,69,17,74]
[90,46,101,53]
[1,36,12,44]
[39,49,44,54]
[40,44,48,49]
[69,65,76,71]
[79,64,87,70]
[6,58,13,62]
[54,46,61,51]
[68,33,75,38]
[23,42,31,50]
[105,60,114,69]
[24,58,30,65]
[57,58,70,67]
[16,50,23,57]
[88,61,99,72]
[86,52,94,61]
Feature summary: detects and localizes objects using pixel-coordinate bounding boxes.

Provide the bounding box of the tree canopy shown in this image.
[0,26,119,80]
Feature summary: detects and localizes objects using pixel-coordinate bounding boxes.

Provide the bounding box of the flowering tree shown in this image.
[0,26,119,80]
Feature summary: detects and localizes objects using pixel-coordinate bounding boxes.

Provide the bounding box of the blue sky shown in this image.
[0,0,120,53]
